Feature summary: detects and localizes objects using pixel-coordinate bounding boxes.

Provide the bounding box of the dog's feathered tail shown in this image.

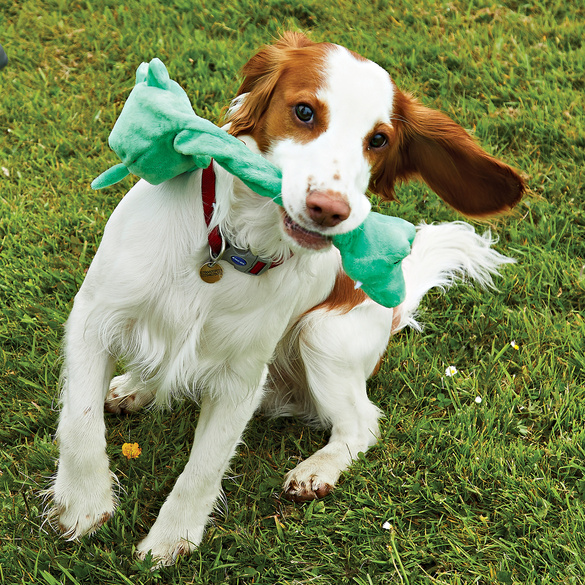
[394,221,515,332]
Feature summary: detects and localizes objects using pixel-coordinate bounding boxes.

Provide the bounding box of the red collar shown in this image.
[201,162,223,255]
[201,162,284,275]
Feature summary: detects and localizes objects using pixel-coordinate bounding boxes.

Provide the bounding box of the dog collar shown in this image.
[201,162,283,276]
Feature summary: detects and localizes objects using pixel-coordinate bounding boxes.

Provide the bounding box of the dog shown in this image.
[49,32,524,565]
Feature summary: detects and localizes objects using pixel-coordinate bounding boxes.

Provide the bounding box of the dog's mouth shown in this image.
[282,211,331,251]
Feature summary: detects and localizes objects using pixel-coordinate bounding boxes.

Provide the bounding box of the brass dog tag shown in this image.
[199,262,223,283]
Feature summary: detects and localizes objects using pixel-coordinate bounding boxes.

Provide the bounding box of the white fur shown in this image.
[396,221,515,332]
[50,44,514,566]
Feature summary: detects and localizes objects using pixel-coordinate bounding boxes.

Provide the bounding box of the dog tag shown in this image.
[199,262,223,283]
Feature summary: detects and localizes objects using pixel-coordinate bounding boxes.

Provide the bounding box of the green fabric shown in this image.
[92,58,415,308]
[92,59,283,202]
[334,214,415,307]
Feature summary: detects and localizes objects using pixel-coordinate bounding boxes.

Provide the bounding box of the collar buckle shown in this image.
[222,242,272,276]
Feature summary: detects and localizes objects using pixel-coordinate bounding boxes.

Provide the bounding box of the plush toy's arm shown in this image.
[91,163,130,190]
[174,129,283,203]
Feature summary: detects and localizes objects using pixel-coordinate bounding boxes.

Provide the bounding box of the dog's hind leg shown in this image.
[282,302,394,501]
[50,297,117,538]
[282,222,514,501]
[104,374,156,414]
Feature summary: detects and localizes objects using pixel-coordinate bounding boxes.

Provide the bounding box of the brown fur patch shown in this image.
[226,32,333,152]
[311,271,368,314]
[391,305,402,332]
[369,308,402,377]
[370,355,384,377]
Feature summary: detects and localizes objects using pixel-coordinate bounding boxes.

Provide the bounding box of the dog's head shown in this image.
[227,32,524,251]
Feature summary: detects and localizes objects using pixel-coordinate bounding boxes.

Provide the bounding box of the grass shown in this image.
[1,0,584,583]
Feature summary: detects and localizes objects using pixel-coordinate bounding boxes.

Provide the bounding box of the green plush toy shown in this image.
[92,58,416,308]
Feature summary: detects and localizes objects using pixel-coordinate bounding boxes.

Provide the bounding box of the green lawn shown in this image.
[1,0,584,583]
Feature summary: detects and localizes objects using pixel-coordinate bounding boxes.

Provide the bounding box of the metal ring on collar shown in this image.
[208,232,226,265]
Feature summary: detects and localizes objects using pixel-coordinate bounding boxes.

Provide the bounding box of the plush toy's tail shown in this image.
[394,221,515,332]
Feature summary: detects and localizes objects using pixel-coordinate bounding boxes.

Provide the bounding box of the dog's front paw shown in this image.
[283,475,333,502]
[137,525,205,567]
[50,501,114,539]
[283,457,340,502]
[46,472,117,539]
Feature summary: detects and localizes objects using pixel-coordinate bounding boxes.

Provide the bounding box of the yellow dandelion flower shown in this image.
[510,340,519,350]
[122,442,142,459]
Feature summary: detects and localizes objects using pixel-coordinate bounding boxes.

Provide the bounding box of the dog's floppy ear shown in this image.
[226,32,315,139]
[370,90,524,217]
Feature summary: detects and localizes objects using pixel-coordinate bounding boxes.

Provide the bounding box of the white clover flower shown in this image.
[510,340,519,350]
[445,365,458,377]
[382,521,392,530]
[475,396,482,404]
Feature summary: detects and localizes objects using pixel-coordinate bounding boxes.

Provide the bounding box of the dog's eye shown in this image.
[294,104,314,123]
[369,133,388,149]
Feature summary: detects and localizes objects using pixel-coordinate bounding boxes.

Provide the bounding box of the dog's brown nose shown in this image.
[306,190,351,227]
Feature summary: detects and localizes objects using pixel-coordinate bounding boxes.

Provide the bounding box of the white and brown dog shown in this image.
[49,32,524,565]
